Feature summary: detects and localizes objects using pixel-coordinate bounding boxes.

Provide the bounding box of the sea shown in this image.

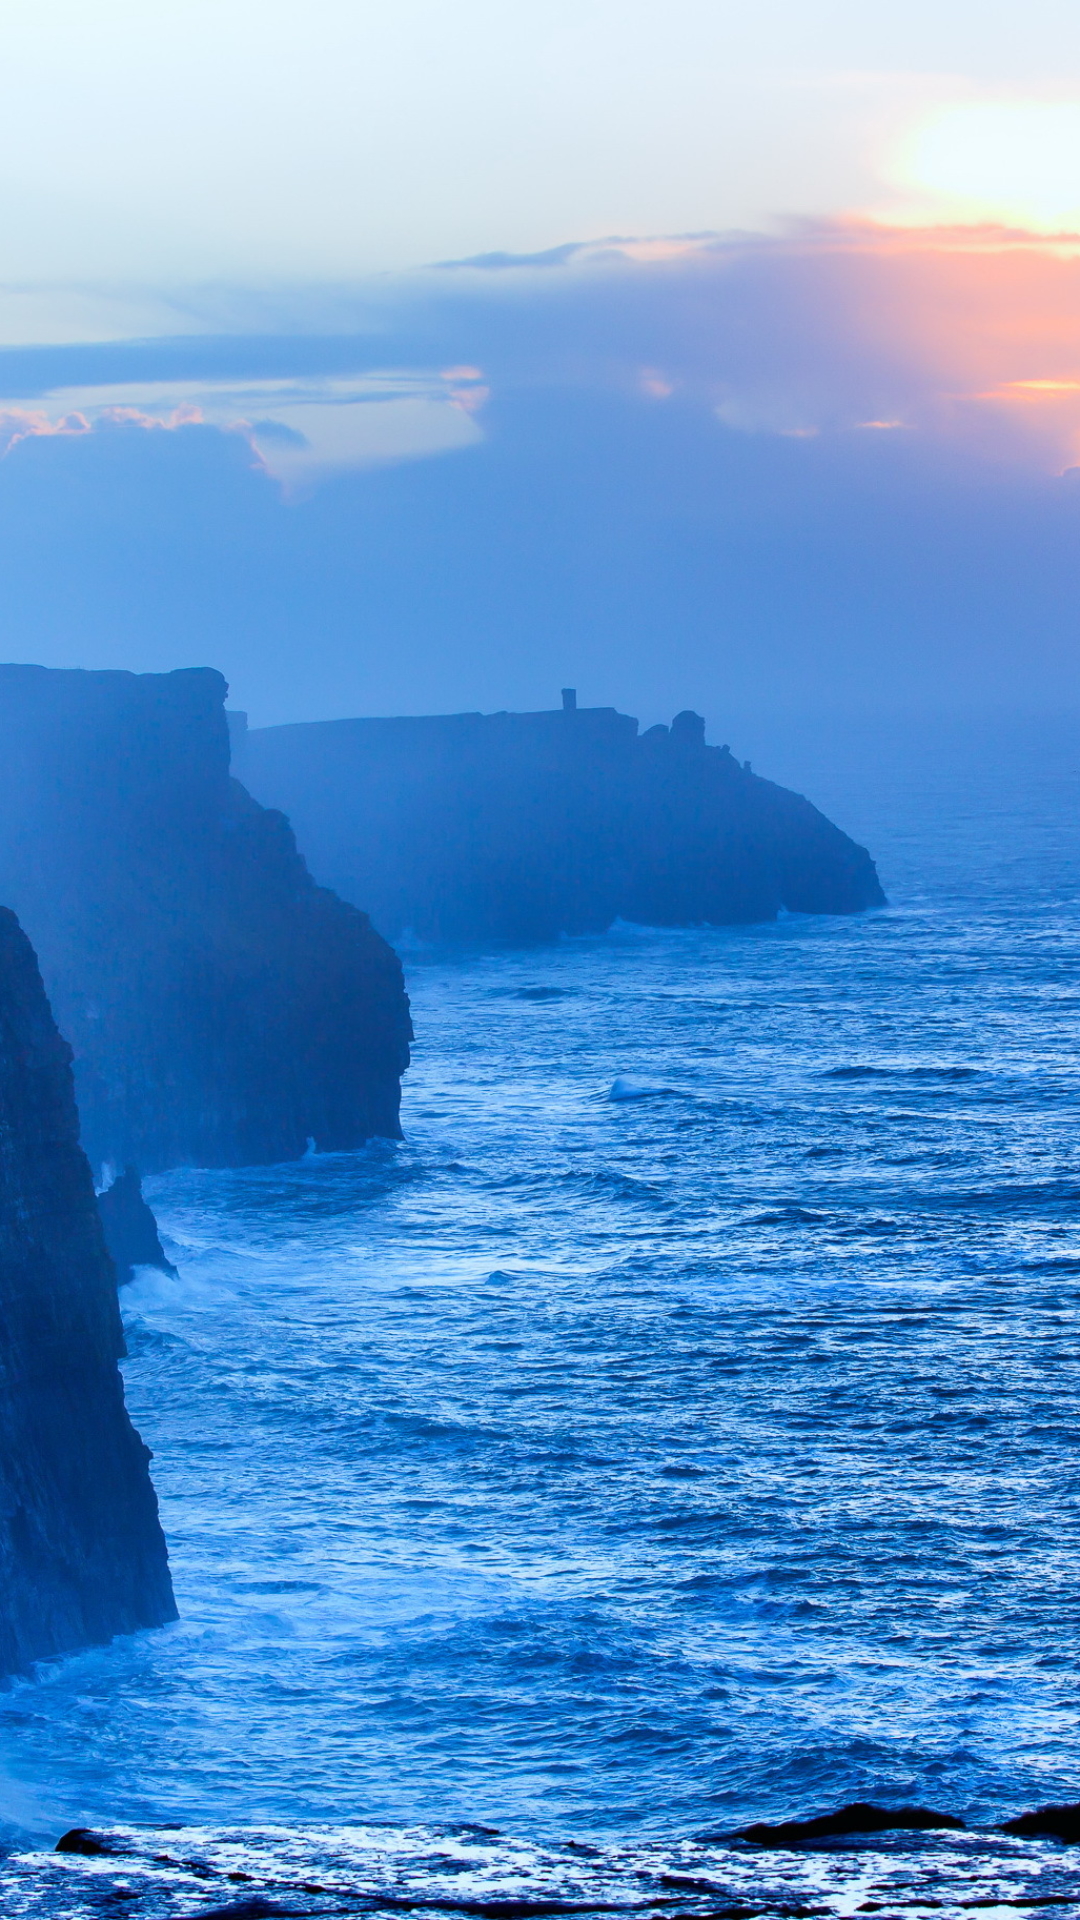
[3,711,1080,1917]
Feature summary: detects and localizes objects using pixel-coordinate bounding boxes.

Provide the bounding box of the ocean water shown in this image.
[3,713,1080,1914]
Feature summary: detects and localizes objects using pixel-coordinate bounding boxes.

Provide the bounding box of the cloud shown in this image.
[0,401,207,456]
[0,368,484,491]
[0,220,1079,725]
[437,243,587,269]
[10,218,1071,469]
[413,220,1080,464]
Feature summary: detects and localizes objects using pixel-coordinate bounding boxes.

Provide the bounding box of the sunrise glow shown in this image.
[896,100,1080,230]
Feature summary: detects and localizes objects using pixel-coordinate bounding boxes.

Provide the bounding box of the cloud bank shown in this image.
[0,223,1078,727]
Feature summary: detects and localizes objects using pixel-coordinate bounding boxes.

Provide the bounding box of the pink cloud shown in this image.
[629,219,1080,465]
[0,403,212,461]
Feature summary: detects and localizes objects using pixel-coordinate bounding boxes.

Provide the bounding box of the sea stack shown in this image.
[235,698,886,945]
[0,907,175,1674]
[0,665,413,1173]
[97,1168,178,1287]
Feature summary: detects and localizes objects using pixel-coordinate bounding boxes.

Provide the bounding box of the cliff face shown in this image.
[0,907,175,1675]
[0,666,412,1173]
[235,701,885,946]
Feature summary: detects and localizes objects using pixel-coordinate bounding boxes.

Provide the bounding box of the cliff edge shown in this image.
[0,666,413,1173]
[235,698,885,945]
[0,907,175,1674]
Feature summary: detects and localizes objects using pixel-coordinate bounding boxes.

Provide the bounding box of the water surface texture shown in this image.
[2,716,1079,1863]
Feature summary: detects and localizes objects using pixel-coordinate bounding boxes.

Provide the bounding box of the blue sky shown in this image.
[1,3,1079,726]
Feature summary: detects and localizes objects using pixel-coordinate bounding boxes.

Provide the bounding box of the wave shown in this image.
[608,1077,678,1102]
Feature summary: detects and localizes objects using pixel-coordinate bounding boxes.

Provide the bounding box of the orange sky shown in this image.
[783,222,1080,466]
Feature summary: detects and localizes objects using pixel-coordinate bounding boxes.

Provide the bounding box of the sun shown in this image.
[893,100,1080,230]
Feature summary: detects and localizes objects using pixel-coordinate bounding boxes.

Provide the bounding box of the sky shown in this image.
[0,1,1079,727]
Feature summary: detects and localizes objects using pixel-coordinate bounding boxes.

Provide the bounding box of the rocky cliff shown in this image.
[0,666,412,1173]
[235,698,885,945]
[0,906,175,1674]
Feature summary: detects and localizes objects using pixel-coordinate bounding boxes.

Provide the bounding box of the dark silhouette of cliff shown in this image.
[0,907,175,1674]
[97,1168,177,1287]
[0,666,412,1173]
[235,696,885,946]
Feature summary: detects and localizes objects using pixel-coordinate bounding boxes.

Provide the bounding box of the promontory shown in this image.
[234,695,885,946]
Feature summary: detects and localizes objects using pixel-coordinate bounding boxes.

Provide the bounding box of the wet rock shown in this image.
[1000,1803,1080,1843]
[193,1903,292,1920]
[55,1829,121,1856]
[731,1803,967,1847]
[97,1166,177,1286]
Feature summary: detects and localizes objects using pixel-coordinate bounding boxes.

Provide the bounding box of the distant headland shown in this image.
[235,691,885,946]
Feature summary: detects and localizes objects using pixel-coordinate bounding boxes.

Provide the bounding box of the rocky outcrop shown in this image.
[0,906,175,1674]
[234,697,885,946]
[97,1168,177,1287]
[731,1804,966,1847]
[0,666,413,1173]
[1001,1804,1080,1842]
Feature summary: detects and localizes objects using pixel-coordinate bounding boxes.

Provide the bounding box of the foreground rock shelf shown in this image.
[9,1813,1080,1920]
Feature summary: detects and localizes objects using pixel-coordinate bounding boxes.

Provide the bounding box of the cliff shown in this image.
[0,666,412,1173]
[234,698,885,945]
[0,907,175,1674]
